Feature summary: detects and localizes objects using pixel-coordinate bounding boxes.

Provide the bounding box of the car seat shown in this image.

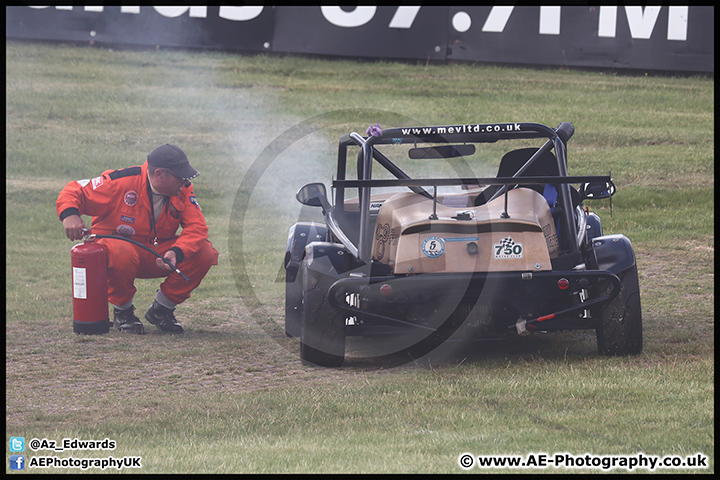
[474,147,582,253]
[474,147,560,207]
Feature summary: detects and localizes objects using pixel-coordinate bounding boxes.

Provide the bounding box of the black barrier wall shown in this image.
[6,6,714,73]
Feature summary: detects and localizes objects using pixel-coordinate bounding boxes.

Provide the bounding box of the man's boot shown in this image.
[145,300,184,333]
[113,306,145,334]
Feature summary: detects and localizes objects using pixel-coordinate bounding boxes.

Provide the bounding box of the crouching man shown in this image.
[57,144,219,334]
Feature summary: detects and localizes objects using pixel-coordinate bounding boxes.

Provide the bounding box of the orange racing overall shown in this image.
[57,161,218,306]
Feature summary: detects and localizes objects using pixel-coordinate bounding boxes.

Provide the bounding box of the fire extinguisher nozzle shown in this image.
[176,269,190,282]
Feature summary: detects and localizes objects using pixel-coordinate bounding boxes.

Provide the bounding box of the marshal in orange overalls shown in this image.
[57,160,218,308]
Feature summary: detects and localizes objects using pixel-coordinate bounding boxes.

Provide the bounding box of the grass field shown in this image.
[6,41,714,473]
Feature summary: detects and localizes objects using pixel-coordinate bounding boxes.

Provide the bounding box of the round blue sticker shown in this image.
[422,236,445,258]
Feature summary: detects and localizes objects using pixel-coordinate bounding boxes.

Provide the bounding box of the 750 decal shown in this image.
[494,237,523,259]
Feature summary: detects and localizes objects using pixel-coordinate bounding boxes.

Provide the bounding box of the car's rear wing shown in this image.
[334,175,610,189]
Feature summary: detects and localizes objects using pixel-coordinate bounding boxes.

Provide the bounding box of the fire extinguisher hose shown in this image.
[84,231,190,282]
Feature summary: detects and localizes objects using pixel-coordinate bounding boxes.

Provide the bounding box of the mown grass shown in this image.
[6,41,713,473]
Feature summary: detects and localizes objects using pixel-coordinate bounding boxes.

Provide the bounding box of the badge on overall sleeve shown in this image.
[189,195,201,211]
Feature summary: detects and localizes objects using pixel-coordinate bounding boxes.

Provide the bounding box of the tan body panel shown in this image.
[343,188,482,212]
[371,188,559,274]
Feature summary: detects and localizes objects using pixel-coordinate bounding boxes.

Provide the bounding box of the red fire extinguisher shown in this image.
[69,229,190,334]
[71,239,110,334]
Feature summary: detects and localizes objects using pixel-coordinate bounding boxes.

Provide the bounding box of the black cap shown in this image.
[147,144,200,181]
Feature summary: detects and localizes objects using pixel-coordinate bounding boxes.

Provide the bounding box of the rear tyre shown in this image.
[300,258,346,367]
[596,264,642,356]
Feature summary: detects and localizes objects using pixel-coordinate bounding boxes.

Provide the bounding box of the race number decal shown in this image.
[422,236,445,258]
[493,236,523,259]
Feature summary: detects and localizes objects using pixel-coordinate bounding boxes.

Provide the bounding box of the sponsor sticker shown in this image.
[493,236,523,259]
[422,236,445,258]
[120,215,135,224]
[443,236,479,242]
[124,190,138,206]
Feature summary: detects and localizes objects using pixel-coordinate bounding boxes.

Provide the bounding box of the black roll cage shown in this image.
[332,122,609,262]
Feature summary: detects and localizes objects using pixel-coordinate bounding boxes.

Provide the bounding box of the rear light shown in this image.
[380,284,393,296]
[557,278,570,290]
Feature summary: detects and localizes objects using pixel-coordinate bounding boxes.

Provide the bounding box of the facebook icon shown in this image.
[10,455,25,470]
